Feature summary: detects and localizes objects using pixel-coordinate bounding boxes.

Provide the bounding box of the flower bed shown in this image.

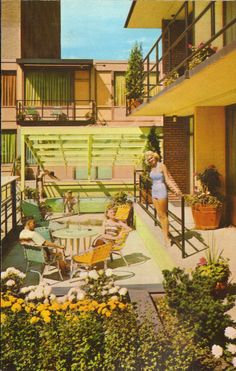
[1,266,235,370]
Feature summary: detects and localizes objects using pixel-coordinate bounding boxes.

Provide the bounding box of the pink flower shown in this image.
[198,257,207,266]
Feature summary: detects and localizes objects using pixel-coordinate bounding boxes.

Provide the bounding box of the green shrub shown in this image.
[162,267,235,346]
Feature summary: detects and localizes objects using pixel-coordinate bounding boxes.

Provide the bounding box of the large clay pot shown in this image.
[192,204,222,230]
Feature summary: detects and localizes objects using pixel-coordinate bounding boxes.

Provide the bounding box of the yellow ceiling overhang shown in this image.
[125,0,185,28]
[21,127,149,173]
[130,46,236,116]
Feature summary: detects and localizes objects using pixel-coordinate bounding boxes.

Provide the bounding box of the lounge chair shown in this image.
[111,230,130,266]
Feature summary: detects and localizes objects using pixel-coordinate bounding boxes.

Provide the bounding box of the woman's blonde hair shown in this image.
[144,151,160,164]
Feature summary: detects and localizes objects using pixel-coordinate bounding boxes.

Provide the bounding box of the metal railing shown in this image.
[1,180,22,242]
[16,100,96,123]
[134,170,208,258]
[141,1,236,102]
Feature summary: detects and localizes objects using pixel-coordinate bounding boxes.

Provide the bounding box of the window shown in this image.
[25,71,72,105]
[114,72,126,106]
[75,166,112,180]
[1,71,16,107]
[1,130,16,163]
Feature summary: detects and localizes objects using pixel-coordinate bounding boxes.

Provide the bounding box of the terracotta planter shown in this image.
[192,204,222,230]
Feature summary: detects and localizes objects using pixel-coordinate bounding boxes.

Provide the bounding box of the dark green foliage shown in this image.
[162,267,235,346]
[197,165,223,199]
[125,42,145,99]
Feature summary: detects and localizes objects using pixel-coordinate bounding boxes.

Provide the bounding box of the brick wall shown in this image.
[163,117,190,194]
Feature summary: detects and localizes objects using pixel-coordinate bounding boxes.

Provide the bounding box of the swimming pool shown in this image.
[45,197,111,213]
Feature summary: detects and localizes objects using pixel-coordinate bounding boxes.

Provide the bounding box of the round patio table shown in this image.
[52,227,99,257]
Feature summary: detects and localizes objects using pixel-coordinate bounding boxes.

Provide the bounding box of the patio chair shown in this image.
[111,230,130,266]
[34,226,52,241]
[115,204,133,226]
[21,243,63,281]
[21,200,49,227]
[71,242,113,279]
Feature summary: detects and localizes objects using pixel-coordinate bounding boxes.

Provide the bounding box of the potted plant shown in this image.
[125,42,145,113]
[195,247,231,294]
[185,165,223,229]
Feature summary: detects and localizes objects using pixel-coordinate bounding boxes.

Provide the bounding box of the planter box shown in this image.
[192,204,222,230]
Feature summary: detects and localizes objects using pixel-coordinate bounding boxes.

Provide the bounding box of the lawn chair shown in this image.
[115,204,133,226]
[21,243,63,282]
[71,242,112,279]
[111,230,130,266]
[34,226,52,241]
[21,200,49,227]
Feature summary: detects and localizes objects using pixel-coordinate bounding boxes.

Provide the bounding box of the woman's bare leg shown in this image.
[153,198,169,242]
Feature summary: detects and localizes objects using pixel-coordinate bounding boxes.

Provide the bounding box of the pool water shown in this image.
[45,197,111,213]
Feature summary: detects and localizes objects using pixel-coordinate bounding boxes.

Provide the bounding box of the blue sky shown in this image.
[61,0,160,60]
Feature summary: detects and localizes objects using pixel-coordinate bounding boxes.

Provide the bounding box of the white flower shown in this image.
[76,290,85,300]
[119,287,128,296]
[49,294,56,301]
[110,295,118,301]
[6,267,21,275]
[1,272,8,280]
[44,299,49,304]
[27,291,36,300]
[232,357,236,367]
[68,288,78,297]
[88,270,99,280]
[98,269,104,276]
[20,287,31,294]
[225,327,236,340]
[68,294,75,302]
[109,287,119,294]
[6,279,15,287]
[19,272,26,279]
[43,286,52,297]
[212,345,223,358]
[101,290,108,296]
[79,271,88,279]
[34,288,44,299]
[227,343,236,354]
[57,296,67,303]
[105,269,113,277]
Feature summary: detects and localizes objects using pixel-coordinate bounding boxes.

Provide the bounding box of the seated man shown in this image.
[19,219,69,273]
[63,190,78,214]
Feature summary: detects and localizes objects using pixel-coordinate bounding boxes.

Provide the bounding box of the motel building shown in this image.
[1,0,236,303]
[1,2,236,367]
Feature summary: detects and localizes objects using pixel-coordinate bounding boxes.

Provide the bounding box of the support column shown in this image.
[20,133,25,196]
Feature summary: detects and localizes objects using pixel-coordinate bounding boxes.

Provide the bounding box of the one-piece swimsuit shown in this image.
[150,163,167,199]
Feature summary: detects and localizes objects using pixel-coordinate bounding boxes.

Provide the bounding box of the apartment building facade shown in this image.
[1,0,162,189]
[125,0,236,225]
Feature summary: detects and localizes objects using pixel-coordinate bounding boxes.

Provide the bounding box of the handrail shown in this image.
[133,170,209,258]
[16,99,97,122]
[135,1,236,105]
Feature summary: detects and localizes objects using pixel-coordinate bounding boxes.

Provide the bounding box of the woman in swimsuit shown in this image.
[145,151,182,247]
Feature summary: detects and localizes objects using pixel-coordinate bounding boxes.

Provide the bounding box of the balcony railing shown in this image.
[142,1,236,103]
[16,100,97,124]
